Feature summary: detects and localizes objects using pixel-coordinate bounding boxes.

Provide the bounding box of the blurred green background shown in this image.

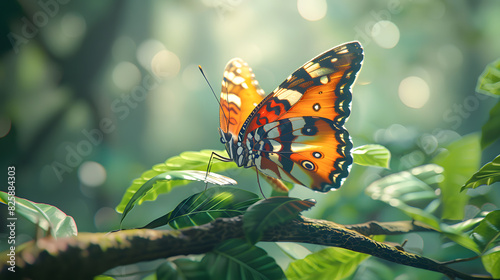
[1,0,500,278]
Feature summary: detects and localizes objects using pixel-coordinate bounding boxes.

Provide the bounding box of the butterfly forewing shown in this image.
[220,58,266,140]
[245,42,363,133]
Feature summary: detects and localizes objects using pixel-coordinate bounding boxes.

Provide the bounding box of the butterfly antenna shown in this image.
[224,77,231,133]
[198,65,229,124]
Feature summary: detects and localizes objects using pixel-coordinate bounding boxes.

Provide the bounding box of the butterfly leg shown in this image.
[205,152,233,190]
[254,167,267,199]
[260,173,290,193]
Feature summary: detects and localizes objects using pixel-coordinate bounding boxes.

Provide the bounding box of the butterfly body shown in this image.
[219,42,363,192]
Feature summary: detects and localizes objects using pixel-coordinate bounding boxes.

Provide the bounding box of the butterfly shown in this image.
[217,41,363,192]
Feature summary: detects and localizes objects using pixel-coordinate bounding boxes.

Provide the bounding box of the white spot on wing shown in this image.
[276,89,302,105]
[233,76,245,85]
[226,72,235,81]
[268,140,282,152]
[266,127,280,139]
[290,118,306,132]
[268,153,283,168]
[220,93,242,107]
[290,143,317,152]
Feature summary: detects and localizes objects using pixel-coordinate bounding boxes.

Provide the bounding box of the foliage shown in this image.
[119,170,237,226]
[365,164,443,229]
[285,236,385,280]
[432,134,480,220]
[352,144,391,168]
[243,197,316,244]
[477,58,500,148]
[0,191,77,238]
[462,154,500,191]
[476,58,500,97]
[142,187,259,229]
[156,258,210,280]
[115,150,237,214]
[481,100,500,149]
[201,239,286,280]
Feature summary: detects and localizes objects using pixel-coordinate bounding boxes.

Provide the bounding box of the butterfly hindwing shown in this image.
[251,117,352,192]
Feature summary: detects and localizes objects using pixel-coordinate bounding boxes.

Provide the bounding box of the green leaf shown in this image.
[243,197,316,244]
[275,243,312,260]
[116,150,238,214]
[156,261,177,280]
[482,247,500,278]
[285,236,385,280]
[448,216,486,233]
[350,259,395,280]
[462,154,500,191]
[476,58,500,97]
[93,276,116,280]
[471,210,500,254]
[120,170,237,226]
[440,223,480,254]
[352,144,391,168]
[481,100,500,149]
[0,191,77,238]
[142,186,259,229]
[201,238,286,280]
[365,164,443,229]
[433,134,480,220]
[156,259,210,280]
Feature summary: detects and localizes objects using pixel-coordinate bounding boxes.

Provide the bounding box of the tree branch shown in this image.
[0,216,490,280]
[344,220,438,236]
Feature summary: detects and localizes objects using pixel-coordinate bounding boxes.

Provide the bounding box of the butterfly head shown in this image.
[219,127,236,157]
[218,127,252,167]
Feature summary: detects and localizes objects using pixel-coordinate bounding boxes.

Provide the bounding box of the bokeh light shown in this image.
[94,207,119,231]
[371,20,400,49]
[78,161,107,187]
[398,76,430,109]
[112,61,141,90]
[151,49,181,79]
[60,13,87,38]
[136,39,165,70]
[297,0,327,21]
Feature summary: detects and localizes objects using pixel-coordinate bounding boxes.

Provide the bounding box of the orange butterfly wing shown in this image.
[253,117,352,191]
[246,42,362,131]
[243,42,363,192]
[219,58,266,141]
